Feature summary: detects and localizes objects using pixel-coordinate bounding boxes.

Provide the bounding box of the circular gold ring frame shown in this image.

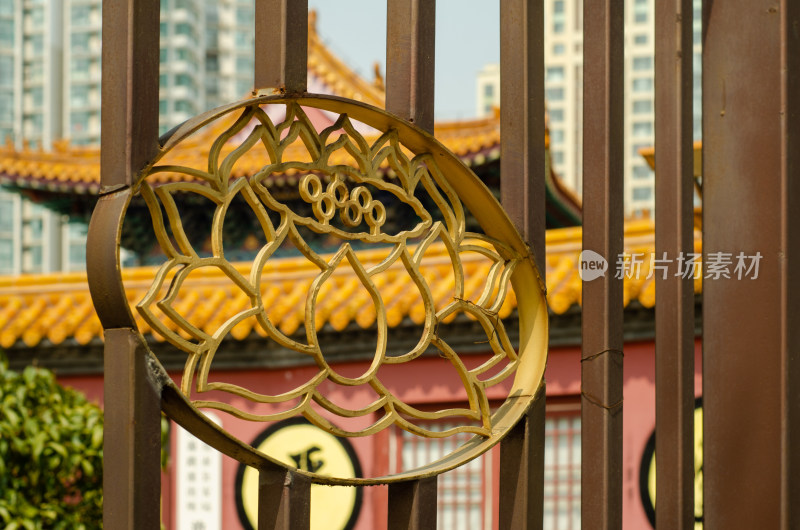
[104,94,548,485]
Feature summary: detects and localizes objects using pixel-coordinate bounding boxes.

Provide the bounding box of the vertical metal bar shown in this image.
[385,0,436,133]
[499,383,546,529]
[498,1,546,526]
[654,0,694,527]
[254,0,308,94]
[100,0,160,191]
[703,0,800,527]
[102,328,162,530]
[387,477,438,530]
[499,0,546,273]
[783,3,800,527]
[581,0,624,528]
[99,1,161,528]
[258,469,311,530]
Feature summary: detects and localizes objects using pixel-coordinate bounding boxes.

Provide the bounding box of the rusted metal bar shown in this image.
[703,0,800,527]
[385,0,436,133]
[499,383,546,529]
[654,0,694,527]
[581,0,624,528]
[102,328,162,530]
[387,477,438,530]
[100,0,160,191]
[254,0,308,94]
[258,469,312,530]
[499,0,546,274]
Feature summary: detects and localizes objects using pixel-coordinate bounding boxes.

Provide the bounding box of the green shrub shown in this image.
[0,358,103,530]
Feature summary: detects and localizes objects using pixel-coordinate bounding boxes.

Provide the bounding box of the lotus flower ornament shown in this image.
[126,95,548,479]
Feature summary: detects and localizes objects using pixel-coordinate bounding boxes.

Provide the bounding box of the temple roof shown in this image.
[0,12,581,226]
[0,116,509,192]
[0,219,702,350]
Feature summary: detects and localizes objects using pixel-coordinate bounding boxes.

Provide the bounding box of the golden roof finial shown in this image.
[308,9,318,34]
[372,62,385,92]
[53,139,71,153]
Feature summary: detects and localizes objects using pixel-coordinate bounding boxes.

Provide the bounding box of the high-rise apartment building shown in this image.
[158,0,207,135]
[477,0,702,215]
[0,0,261,148]
[65,0,102,145]
[545,0,703,214]
[475,63,499,118]
[205,0,256,109]
[1,0,65,148]
[0,0,69,275]
[0,0,261,274]
[0,0,18,144]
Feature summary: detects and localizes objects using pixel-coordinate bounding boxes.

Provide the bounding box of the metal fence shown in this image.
[89,0,799,528]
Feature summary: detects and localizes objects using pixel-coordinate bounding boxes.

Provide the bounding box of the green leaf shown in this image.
[22,366,37,385]
[4,408,19,428]
[31,433,44,461]
[20,504,37,519]
[91,426,103,450]
[80,459,94,476]
[48,442,67,458]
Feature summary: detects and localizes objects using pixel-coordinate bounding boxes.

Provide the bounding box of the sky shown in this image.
[306,0,500,120]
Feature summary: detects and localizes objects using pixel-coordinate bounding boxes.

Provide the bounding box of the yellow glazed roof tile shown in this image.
[0,219,702,349]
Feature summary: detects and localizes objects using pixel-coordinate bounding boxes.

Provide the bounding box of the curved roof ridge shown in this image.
[306,9,385,107]
[434,111,500,134]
